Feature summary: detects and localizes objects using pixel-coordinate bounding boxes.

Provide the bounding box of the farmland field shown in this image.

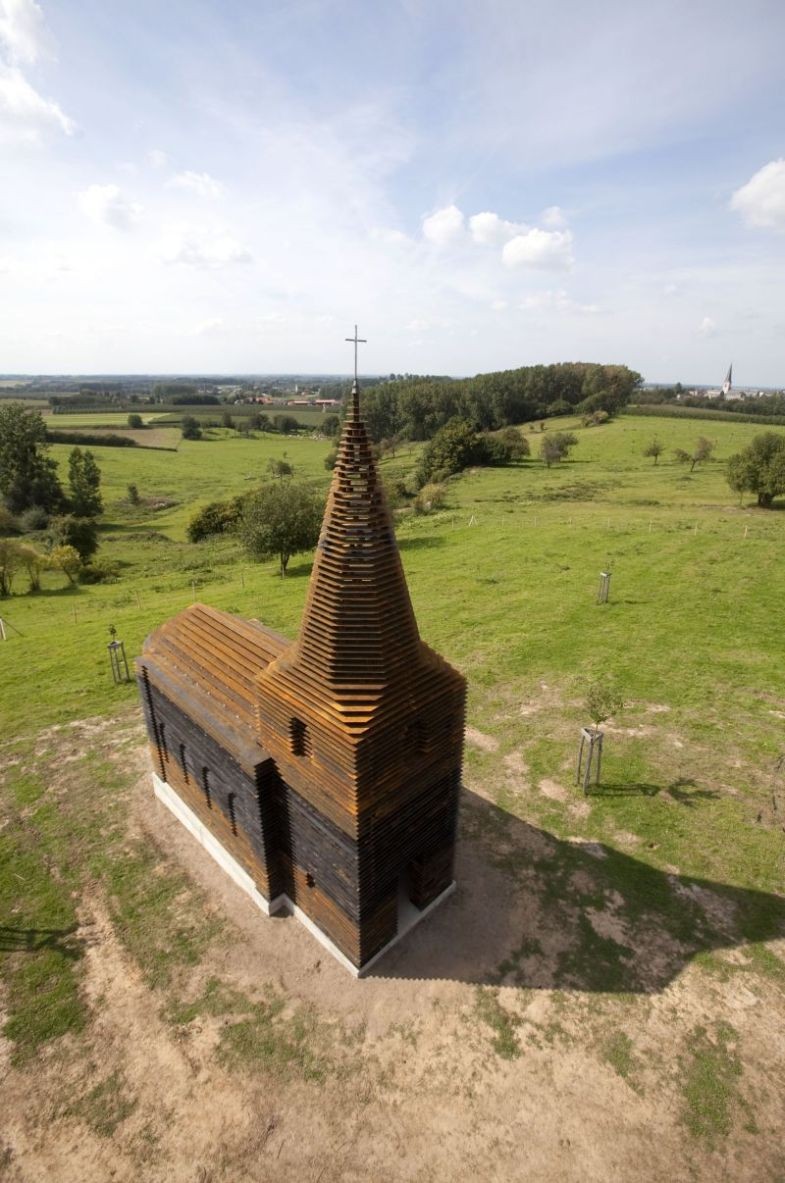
[1,412,784,1182]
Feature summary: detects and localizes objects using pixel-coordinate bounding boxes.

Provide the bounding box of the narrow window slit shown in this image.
[290,717,311,757]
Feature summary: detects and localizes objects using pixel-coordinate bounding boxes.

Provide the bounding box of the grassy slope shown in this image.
[1,411,784,1158]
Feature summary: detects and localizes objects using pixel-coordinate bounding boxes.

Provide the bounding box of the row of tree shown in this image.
[358,362,641,443]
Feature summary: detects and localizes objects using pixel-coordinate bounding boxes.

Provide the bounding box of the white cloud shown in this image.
[502,228,574,270]
[0,63,73,140]
[469,210,526,245]
[697,316,716,338]
[541,205,567,229]
[189,317,224,336]
[0,0,49,65]
[168,170,224,199]
[422,204,464,246]
[731,159,785,231]
[148,148,167,169]
[162,225,252,268]
[78,184,142,230]
[491,299,508,311]
[520,289,598,314]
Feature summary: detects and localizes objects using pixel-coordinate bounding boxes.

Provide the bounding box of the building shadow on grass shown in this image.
[372,787,785,992]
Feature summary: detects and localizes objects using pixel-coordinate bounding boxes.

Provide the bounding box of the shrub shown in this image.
[181,416,202,441]
[187,498,242,542]
[499,426,530,461]
[127,413,144,428]
[267,459,294,480]
[324,449,338,471]
[414,482,447,513]
[47,515,99,561]
[127,483,140,505]
[273,414,299,434]
[17,505,49,532]
[79,558,120,584]
[0,506,18,536]
[540,431,578,467]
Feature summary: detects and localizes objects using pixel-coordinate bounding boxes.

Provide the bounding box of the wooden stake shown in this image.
[0,618,6,641]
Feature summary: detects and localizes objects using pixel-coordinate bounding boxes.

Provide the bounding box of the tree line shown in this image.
[358,362,641,443]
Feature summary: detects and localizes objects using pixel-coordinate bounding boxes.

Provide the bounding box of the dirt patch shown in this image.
[465,726,499,752]
[539,778,568,802]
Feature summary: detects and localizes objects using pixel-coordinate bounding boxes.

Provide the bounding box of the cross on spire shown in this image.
[345,324,366,381]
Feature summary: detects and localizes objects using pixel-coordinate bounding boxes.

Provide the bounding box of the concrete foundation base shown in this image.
[152,771,455,977]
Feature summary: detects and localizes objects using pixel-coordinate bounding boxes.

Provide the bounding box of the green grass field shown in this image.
[1,410,784,1179]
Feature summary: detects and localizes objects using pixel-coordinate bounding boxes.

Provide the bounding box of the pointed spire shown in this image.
[292,381,421,688]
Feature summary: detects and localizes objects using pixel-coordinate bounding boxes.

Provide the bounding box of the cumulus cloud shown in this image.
[422,204,464,246]
[168,170,224,199]
[469,210,526,245]
[541,205,567,229]
[731,159,785,231]
[697,315,716,337]
[502,228,574,270]
[0,0,49,65]
[162,225,252,268]
[78,184,142,230]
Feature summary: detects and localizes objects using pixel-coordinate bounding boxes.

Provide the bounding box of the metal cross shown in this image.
[345,324,366,381]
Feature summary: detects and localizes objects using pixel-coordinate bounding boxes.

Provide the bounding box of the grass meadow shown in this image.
[1,410,784,1181]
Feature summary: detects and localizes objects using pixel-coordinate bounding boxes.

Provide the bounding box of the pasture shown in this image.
[1,412,784,1182]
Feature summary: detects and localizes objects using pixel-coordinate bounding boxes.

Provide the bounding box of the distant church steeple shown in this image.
[722,363,733,397]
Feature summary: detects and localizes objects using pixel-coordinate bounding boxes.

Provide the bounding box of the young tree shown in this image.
[322,414,341,438]
[584,677,624,730]
[674,436,714,472]
[127,413,144,428]
[643,438,664,465]
[17,543,45,592]
[239,482,322,576]
[181,416,202,440]
[0,403,65,514]
[726,433,785,507]
[50,544,82,585]
[0,539,21,596]
[127,483,140,505]
[68,447,103,517]
[221,410,235,430]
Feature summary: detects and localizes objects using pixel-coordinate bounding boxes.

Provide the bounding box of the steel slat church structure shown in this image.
[137,373,466,974]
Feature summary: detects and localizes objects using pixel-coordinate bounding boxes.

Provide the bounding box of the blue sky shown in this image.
[2,0,784,383]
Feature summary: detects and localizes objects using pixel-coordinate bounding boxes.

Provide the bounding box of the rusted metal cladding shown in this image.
[136,386,466,970]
